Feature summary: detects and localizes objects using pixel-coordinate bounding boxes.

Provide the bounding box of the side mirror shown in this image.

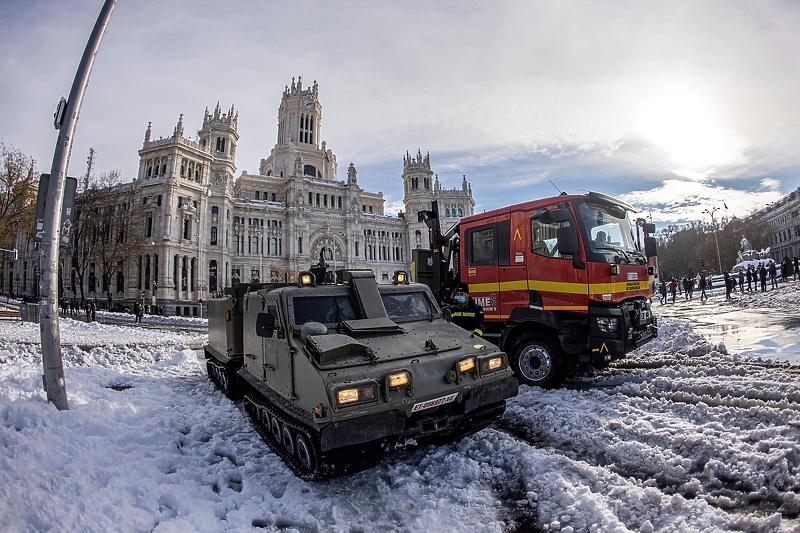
[557,226,579,255]
[644,236,658,258]
[550,208,572,224]
[256,311,284,338]
[643,222,656,235]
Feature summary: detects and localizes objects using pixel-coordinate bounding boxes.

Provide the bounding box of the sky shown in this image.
[2,286,800,531]
[2,0,799,228]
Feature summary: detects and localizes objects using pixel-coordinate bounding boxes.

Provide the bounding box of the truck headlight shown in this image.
[335,383,377,407]
[479,355,506,374]
[457,357,476,373]
[596,316,618,334]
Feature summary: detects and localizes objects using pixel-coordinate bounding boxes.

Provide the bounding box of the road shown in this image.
[654,280,800,365]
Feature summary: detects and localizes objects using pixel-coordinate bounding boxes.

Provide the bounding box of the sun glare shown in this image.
[635,90,740,171]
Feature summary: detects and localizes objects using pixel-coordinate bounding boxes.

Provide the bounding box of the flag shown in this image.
[724,202,728,209]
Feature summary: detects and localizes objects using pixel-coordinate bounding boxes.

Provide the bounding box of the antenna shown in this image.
[549,180,563,195]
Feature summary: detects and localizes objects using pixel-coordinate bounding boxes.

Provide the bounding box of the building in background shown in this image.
[2,77,475,315]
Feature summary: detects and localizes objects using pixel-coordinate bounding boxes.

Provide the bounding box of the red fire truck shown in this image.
[417,191,659,388]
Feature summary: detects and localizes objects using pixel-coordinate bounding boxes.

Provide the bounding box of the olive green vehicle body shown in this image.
[204,270,518,479]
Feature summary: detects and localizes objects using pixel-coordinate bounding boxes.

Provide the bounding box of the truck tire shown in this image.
[509,333,566,388]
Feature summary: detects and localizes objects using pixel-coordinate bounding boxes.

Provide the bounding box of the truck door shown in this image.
[500,211,531,320]
[462,220,505,322]
[526,205,588,311]
[260,296,292,398]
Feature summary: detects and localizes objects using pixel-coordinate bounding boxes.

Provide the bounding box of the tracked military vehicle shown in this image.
[204,264,518,480]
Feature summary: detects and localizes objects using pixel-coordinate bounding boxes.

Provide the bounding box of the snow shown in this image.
[1,285,800,532]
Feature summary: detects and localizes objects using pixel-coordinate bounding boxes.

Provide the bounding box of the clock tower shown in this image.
[259,76,336,181]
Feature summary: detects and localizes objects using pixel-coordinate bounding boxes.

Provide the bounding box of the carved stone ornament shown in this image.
[212,172,223,186]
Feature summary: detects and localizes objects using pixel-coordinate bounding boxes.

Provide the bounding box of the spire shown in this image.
[462,175,468,191]
[144,122,152,143]
[214,101,221,120]
[173,114,184,139]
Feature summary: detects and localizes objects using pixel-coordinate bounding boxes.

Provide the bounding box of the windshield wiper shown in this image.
[595,246,633,264]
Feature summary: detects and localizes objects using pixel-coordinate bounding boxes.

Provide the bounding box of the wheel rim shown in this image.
[271,416,282,443]
[518,343,553,382]
[282,425,295,455]
[295,433,314,470]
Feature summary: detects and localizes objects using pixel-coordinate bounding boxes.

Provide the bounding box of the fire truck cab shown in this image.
[428,191,658,388]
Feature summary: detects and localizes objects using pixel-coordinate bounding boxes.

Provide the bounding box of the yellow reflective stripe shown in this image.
[544,305,588,311]
[452,311,477,317]
[469,279,650,296]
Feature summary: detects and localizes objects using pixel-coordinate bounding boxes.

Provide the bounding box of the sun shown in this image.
[635,89,740,171]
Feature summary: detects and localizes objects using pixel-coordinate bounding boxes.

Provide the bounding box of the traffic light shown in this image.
[700,258,705,267]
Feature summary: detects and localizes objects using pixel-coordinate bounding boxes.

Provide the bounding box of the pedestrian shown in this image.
[758,263,768,292]
[133,301,141,324]
[794,256,799,281]
[724,271,732,300]
[781,257,791,283]
[659,279,667,304]
[699,273,708,302]
[746,267,753,292]
[769,261,778,289]
[90,299,96,322]
[668,278,678,303]
[449,284,485,336]
[738,270,745,293]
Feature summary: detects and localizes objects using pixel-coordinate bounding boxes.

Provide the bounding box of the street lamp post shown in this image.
[703,206,723,273]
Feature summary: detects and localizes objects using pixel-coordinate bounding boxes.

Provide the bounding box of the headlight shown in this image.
[457,357,476,373]
[387,371,410,388]
[596,316,618,334]
[335,383,377,407]
[479,355,506,374]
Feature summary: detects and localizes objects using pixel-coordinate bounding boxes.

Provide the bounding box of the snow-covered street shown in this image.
[1,285,799,532]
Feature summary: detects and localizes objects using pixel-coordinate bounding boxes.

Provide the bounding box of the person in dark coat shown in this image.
[450,284,485,336]
[758,263,768,292]
[768,261,778,289]
[698,273,708,302]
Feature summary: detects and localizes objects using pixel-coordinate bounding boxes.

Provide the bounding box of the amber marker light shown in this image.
[387,371,409,388]
[299,271,315,286]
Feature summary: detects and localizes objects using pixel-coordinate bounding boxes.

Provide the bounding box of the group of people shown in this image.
[59,298,97,321]
[659,257,798,304]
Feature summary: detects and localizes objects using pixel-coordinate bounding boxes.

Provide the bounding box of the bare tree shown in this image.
[0,144,37,250]
[70,170,145,304]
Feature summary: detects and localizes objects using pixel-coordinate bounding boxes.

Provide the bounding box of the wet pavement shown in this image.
[654,284,800,365]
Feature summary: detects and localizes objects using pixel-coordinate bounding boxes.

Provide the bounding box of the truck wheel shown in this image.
[295,432,315,471]
[271,416,282,443]
[510,333,566,388]
[282,425,295,455]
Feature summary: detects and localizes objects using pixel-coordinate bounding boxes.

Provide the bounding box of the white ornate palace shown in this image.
[3,77,475,316]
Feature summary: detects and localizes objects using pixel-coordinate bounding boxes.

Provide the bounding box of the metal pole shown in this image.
[40,0,117,410]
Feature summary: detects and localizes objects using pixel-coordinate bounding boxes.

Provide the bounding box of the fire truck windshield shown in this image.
[579,202,639,262]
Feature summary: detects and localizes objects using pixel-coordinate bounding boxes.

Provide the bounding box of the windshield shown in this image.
[292,295,359,326]
[578,202,638,259]
[381,292,433,320]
